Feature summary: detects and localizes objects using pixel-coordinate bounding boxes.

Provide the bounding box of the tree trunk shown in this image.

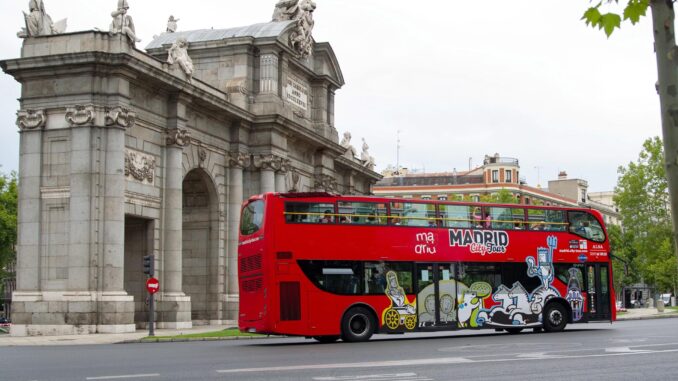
[651,0,678,285]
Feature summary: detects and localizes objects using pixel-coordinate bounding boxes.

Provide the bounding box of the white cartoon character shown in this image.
[527,237,557,289]
[458,292,481,328]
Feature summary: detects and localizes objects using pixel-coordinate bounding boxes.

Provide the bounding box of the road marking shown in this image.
[516,352,562,359]
[313,373,433,381]
[85,374,160,380]
[605,346,652,354]
[216,347,678,374]
[313,374,432,381]
[217,357,471,373]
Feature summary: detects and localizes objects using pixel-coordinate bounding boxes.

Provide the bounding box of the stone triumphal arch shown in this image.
[2,1,380,336]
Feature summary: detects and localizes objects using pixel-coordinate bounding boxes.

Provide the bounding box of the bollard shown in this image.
[657,300,665,313]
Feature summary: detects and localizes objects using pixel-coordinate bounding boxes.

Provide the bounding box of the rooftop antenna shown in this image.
[396,130,401,175]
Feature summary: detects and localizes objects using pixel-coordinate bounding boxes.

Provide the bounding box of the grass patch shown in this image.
[667,306,678,312]
[143,328,263,341]
[617,311,627,316]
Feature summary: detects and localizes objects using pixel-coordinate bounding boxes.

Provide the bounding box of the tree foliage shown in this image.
[582,0,650,37]
[614,137,677,293]
[0,171,17,298]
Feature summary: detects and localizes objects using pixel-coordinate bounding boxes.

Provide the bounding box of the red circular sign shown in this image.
[146,278,160,294]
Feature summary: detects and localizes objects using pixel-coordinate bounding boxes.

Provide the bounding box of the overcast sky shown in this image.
[0,0,662,192]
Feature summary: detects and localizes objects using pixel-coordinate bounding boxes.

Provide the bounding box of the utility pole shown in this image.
[396,130,401,175]
[651,0,678,282]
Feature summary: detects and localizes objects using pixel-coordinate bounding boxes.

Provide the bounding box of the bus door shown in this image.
[586,264,611,320]
[416,263,457,329]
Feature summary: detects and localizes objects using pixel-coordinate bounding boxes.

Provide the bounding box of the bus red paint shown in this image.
[238,193,615,342]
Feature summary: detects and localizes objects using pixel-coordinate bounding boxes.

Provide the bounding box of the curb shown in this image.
[118,335,284,344]
[616,313,678,322]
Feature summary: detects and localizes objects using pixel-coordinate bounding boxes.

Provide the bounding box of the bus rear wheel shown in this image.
[543,303,568,333]
[341,307,376,342]
[313,335,340,343]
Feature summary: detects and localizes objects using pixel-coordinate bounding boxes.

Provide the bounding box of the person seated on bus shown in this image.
[482,213,492,229]
[577,221,593,238]
[339,216,349,223]
[514,221,523,230]
[319,210,333,223]
[428,218,437,228]
[472,207,482,228]
[532,221,546,231]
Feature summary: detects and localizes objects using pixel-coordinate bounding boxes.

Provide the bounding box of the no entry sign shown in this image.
[146,277,160,294]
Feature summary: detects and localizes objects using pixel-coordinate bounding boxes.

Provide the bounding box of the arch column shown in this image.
[157,128,192,329]
[275,159,291,193]
[164,129,189,294]
[226,152,248,318]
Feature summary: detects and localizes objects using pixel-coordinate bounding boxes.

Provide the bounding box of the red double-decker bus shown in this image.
[238,193,615,342]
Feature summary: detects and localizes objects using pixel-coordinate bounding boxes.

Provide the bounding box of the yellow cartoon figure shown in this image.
[381,271,417,330]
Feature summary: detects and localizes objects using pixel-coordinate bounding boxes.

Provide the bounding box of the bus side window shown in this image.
[545,210,566,232]
[338,202,387,225]
[285,202,335,224]
[391,202,435,227]
[528,209,546,230]
[440,204,471,228]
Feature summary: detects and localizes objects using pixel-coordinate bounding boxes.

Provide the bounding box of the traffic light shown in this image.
[143,255,154,276]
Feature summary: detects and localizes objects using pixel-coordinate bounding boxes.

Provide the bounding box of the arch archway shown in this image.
[182,169,220,324]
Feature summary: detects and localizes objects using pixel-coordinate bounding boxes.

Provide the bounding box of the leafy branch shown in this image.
[582,0,650,37]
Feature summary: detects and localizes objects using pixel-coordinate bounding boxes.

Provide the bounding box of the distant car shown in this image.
[615,301,627,312]
[0,317,11,328]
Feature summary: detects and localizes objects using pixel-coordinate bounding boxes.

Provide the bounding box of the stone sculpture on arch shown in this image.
[167,37,194,80]
[110,0,141,44]
[17,0,67,38]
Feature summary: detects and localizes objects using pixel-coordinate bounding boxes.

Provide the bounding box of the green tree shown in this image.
[479,189,519,204]
[583,0,678,296]
[0,171,17,298]
[614,138,677,294]
[608,224,640,292]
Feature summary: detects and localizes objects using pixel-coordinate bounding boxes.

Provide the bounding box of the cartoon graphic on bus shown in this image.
[474,236,562,328]
[566,267,584,322]
[381,271,417,330]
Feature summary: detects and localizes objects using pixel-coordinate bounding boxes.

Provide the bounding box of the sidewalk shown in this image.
[616,307,678,321]
[0,323,238,347]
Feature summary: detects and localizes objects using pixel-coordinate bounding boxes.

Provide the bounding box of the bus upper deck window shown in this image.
[567,211,605,242]
[240,200,264,235]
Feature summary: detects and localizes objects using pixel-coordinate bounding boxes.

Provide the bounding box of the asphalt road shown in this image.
[2,319,677,381]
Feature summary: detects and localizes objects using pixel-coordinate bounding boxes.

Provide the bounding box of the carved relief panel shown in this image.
[125,149,156,185]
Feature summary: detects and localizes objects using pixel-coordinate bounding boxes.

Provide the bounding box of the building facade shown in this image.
[375,155,621,227]
[1,4,380,336]
[375,155,580,207]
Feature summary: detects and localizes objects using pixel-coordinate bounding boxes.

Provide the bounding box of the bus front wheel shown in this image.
[543,303,567,332]
[341,307,376,342]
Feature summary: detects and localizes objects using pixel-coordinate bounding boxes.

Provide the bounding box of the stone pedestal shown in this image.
[9,291,135,337]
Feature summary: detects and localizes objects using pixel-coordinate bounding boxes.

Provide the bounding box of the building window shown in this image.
[492,170,499,183]
[421,195,432,200]
[524,197,530,205]
[472,195,480,202]
[437,195,448,201]
[505,170,512,183]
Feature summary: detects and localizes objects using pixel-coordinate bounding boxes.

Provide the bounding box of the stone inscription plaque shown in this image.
[285,74,309,110]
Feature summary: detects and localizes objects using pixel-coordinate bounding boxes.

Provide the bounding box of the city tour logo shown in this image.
[449,229,509,256]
